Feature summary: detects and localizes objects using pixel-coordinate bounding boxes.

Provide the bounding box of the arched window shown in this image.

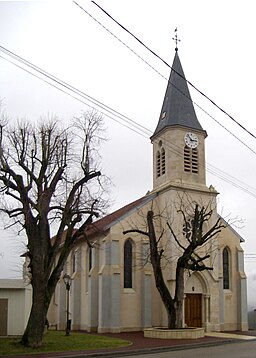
[88,247,92,272]
[223,247,230,289]
[124,239,133,288]
[161,148,166,175]
[72,251,76,273]
[156,151,161,177]
[85,247,93,292]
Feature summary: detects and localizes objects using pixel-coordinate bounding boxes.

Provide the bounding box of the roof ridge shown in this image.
[85,193,156,237]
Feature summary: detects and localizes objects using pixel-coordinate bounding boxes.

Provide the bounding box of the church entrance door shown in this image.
[185,294,202,327]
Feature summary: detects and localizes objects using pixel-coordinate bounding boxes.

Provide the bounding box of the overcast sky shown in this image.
[0,0,256,299]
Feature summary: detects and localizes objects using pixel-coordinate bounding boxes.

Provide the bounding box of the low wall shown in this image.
[144,327,205,339]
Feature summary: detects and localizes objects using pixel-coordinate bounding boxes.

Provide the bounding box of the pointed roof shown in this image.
[151,50,205,139]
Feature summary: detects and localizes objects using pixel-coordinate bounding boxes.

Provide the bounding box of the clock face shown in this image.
[184,132,199,149]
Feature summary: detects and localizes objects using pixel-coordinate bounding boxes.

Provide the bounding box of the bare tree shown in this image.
[123,203,225,329]
[0,109,108,347]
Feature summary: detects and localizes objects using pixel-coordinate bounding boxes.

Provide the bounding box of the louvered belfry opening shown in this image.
[184,147,198,174]
[156,151,161,177]
[156,148,166,178]
[161,148,166,175]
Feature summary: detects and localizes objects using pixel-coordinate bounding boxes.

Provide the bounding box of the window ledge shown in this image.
[224,289,232,294]
[124,288,135,294]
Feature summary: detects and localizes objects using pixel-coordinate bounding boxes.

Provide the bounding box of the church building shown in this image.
[48,49,248,333]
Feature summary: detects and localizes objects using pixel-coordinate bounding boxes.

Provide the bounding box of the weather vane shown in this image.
[172,27,181,51]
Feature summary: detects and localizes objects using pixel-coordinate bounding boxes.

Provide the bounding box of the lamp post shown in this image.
[63,274,72,336]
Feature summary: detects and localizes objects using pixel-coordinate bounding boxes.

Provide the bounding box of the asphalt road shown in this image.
[113,340,256,358]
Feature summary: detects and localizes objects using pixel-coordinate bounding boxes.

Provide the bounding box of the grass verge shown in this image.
[0,330,131,356]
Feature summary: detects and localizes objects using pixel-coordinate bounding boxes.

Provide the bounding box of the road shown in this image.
[113,340,256,358]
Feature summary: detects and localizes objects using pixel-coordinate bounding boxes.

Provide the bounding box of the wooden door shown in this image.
[185,294,202,327]
[0,298,8,336]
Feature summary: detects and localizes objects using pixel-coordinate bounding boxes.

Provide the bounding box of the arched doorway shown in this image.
[184,272,208,328]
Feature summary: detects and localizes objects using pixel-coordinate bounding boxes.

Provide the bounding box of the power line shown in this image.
[89,0,256,141]
[71,2,256,196]
[0,46,150,138]
[1,46,256,200]
[0,55,149,139]
[73,1,256,156]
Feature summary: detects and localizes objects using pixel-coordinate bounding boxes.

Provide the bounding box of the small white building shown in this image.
[0,279,32,336]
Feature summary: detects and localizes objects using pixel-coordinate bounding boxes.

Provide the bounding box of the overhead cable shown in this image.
[89,0,256,141]
[72,1,256,156]
[0,46,150,138]
[1,47,256,199]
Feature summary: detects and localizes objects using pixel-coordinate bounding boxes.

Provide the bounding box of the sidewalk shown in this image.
[4,330,256,358]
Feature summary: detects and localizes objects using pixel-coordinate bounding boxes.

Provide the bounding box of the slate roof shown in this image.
[151,50,205,139]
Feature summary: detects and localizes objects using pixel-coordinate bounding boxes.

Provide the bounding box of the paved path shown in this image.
[206,332,256,340]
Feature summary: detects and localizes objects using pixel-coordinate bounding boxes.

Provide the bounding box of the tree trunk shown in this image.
[21,237,56,348]
[166,301,176,329]
[147,211,177,329]
[21,283,49,347]
[174,264,185,328]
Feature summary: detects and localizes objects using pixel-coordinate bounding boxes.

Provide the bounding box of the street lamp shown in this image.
[63,274,72,336]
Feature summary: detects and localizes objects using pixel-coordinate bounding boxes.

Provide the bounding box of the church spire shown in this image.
[151,51,205,139]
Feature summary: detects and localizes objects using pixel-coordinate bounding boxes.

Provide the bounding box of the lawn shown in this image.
[0,331,131,356]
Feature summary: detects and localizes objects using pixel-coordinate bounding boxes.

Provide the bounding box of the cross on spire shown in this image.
[172,27,181,51]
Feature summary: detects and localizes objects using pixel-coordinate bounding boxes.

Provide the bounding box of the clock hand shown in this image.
[189,134,197,142]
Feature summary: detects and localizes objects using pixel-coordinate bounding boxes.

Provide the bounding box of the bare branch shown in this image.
[0,106,108,346]
[123,229,149,237]
[167,221,186,251]
[122,197,227,330]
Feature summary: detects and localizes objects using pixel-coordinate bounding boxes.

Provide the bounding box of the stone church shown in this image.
[48,49,248,333]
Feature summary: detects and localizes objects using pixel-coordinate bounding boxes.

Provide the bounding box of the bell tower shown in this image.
[151,49,208,192]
